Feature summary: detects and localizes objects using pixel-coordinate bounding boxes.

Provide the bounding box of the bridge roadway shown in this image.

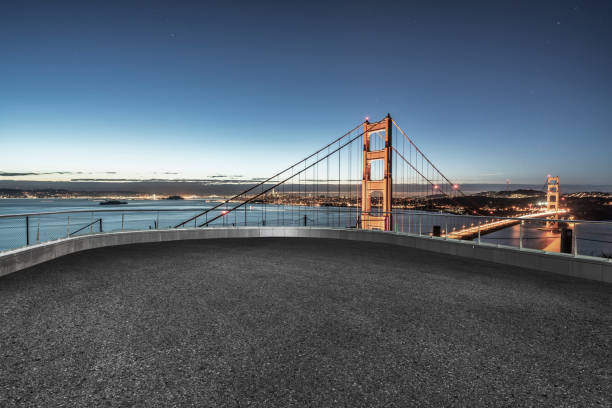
[446,210,569,240]
[1,237,610,406]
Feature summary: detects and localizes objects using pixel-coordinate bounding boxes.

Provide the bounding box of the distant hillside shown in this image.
[471,189,545,198]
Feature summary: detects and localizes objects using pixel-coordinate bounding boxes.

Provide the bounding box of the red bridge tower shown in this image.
[361,114,392,230]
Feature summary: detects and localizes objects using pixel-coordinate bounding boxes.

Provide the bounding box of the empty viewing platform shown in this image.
[1,237,610,406]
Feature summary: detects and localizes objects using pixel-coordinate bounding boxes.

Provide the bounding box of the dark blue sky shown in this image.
[1,0,611,184]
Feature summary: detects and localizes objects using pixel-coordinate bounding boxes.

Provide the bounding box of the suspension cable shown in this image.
[198,129,366,227]
[174,122,363,228]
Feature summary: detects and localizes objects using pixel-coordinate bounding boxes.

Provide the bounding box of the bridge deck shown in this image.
[447,209,569,240]
[1,238,610,407]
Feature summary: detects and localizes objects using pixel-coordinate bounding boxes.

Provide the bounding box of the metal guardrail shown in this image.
[69,218,103,236]
[1,206,611,260]
[385,211,612,260]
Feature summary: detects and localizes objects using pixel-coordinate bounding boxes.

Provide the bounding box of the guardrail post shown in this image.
[419,217,422,236]
[121,213,125,231]
[478,223,481,244]
[26,216,29,246]
[573,222,578,256]
[156,212,160,229]
[99,218,103,233]
[560,226,572,254]
[67,216,70,237]
[445,222,448,240]
[519,220,524,250]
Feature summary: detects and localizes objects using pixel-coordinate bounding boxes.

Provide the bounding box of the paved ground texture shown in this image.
[1,238,611,407]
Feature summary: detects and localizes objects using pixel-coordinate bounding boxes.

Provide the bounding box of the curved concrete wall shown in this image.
[1,227,611,283]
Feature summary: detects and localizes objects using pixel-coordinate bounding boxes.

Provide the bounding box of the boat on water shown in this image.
[99,200,128,206]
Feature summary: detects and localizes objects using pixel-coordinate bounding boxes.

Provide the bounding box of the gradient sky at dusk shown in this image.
[1,0,611,184]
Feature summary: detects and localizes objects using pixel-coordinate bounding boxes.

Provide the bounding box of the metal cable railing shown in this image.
[1,207,611,261]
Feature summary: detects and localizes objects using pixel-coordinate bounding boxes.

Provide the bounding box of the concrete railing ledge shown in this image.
[1,227,610,283]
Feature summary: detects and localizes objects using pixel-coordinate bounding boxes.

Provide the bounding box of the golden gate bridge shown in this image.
[174,114,564,239]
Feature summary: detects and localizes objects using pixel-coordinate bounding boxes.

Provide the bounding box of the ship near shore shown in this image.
[99,200,128,206]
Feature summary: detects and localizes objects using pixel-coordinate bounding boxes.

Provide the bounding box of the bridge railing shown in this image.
[1,207,611,261]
